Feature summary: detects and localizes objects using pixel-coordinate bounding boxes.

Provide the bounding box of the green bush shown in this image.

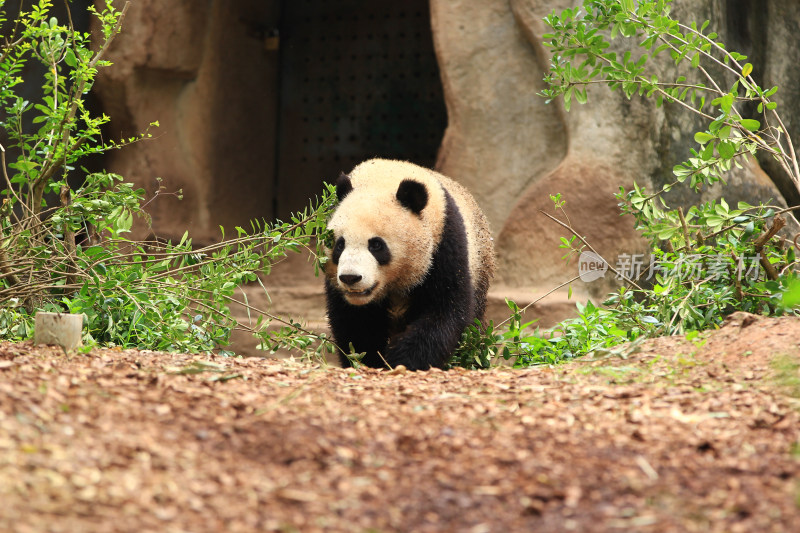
[452,0,799,369]
[0,1,336,356]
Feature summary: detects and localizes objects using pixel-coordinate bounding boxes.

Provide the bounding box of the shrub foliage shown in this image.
[453,0,800,369]
[0,0,336,356]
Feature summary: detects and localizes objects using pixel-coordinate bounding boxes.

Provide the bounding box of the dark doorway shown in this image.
[274,0,447,220]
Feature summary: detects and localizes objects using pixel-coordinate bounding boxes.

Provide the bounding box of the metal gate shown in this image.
[274,0,447,219]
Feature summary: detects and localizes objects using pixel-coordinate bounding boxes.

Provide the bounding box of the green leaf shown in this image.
[741,63,753,77]
[83,246,107,257]
[718,141,736,159]
[563,86,573,112]
[700,143,715,160]
[657,227,678,240]
[64,48,77,67]
[694,132,714,144]
[783,278,800,308]
[720,93,734,113]
[740,119,761,132]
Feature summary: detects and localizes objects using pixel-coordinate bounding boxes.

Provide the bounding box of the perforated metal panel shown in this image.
[274,0,446,219]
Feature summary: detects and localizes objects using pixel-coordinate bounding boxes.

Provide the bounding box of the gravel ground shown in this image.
[1,311,799,532]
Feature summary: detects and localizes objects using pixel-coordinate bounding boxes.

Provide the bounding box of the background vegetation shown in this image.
[0,0,335,356]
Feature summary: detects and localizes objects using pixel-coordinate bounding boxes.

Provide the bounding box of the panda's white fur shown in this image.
[325,158,495,370]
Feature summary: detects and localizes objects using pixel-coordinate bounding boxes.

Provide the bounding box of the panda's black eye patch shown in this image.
[368,237,391,265]
[332,237,345,264]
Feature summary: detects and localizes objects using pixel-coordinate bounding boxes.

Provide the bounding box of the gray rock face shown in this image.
[430,0,799,293]
[430,0,568,235]
[94,0,280,243]
[741,0,800,208]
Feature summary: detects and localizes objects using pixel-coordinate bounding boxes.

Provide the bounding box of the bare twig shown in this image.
[539,210,644,291]
[496,274,582,329]
[59,185,77,287]
[677,207,691,249]
[753,215,786,281]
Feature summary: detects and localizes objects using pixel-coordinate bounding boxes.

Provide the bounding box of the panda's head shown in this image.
[326,168,441,306]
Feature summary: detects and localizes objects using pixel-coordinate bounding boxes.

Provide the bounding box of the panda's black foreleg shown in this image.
[325,279,391,368]
[383,309,470,370]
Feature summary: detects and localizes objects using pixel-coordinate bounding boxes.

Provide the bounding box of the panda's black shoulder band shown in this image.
[336,173,353,202]
[396,179,428,214]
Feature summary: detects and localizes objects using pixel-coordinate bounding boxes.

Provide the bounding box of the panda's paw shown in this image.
[385,354,433,372]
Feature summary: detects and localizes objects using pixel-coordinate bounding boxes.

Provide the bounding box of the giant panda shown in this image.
[324,158,495,370]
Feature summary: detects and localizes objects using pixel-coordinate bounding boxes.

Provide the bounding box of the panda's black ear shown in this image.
[396,179,428,214]
[336,172,353,202]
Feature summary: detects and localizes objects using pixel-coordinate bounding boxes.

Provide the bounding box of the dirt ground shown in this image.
[1,311,799,533]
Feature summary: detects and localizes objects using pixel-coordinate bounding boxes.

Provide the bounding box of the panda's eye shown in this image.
[368,237,391,265]
[334,237,345,251]
[368,238,384,252]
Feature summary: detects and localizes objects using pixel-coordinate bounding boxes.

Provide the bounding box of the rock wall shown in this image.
[94,0,280,244]
[429,0,568,234]
[430,0,800,294]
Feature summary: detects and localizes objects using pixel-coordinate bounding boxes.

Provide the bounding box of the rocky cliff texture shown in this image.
[94,0,280,243]
[431,0,799,294]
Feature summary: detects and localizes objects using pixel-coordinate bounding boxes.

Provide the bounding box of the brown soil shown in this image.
[1,311,799,532]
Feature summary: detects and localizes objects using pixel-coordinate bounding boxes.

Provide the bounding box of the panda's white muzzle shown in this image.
[337,248,380,304]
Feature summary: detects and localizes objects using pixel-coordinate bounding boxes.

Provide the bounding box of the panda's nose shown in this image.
[339,274,362,286]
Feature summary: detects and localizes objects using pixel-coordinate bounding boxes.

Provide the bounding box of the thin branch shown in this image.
[753,215,786,281]
[59,185,78,287]
[769,109,800,188]
[539,210,644,291]
[677,207,691,249]
[495,274,582,329]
